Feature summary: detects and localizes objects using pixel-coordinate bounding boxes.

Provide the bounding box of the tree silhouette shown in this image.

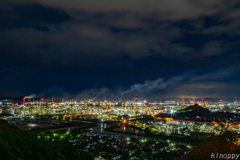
[184,131,240,160]
[0,119,93,160]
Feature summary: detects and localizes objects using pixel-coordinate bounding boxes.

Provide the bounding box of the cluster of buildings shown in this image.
[1,96,240,159]
[0,98,239,116]
[39,127,191,160]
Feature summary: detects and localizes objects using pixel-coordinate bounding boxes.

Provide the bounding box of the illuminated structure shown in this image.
[41,98,44,105]
[182,96,185,104]
[193,97,195,104]
[119,97,122,103]
[135,95,138,102]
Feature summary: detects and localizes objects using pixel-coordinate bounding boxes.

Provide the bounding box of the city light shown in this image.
[1,1,239,159]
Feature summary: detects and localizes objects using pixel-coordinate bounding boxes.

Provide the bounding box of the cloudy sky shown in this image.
[1,0,240,101]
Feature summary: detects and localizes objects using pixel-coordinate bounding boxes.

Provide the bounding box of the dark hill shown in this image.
[155,104,213,118]
[156,104,237,120]
[176,104,213,117]
[0,119,90,160]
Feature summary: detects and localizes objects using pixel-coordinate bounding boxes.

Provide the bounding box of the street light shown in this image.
[30,116,35,125]
[170,109,174,117]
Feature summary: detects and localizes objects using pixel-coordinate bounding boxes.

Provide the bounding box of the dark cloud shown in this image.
[167,82,240,99]
[121,67,240,96]
[0,3,70,30]
[0,63,29,74]
[1,0,240,98]
[1,1,240,62]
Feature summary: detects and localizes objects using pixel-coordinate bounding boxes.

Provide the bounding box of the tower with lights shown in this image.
[119,97,122,103]
[135,95,138,102]
[182,96,185,104]
[23,98,26,104]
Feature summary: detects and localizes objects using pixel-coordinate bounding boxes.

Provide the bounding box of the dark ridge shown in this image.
[0,119,91,160]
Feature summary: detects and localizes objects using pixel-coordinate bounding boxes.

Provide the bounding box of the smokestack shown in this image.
[41,98,44,105]
[135,95,138,102]
[119,97,122,103]
[182,96,185,104]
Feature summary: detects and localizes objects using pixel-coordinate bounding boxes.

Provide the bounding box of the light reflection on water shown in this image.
[84,123,190,146]
[113,125,145,135]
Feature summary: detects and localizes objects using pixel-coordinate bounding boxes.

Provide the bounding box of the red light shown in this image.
[23,98,26,100]
[41,98,44,101]
[220,99,222,102]
[135,95,138,97]
[202,98,204,100]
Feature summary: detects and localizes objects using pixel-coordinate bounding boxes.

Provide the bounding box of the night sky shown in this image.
[1,0,240,101]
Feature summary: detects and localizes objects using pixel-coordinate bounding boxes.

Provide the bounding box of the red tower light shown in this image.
[182,96,185,103]
[23,98,26,101]
[135,95,138,102]
[41,98,44,101]
[220,99,223,102]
